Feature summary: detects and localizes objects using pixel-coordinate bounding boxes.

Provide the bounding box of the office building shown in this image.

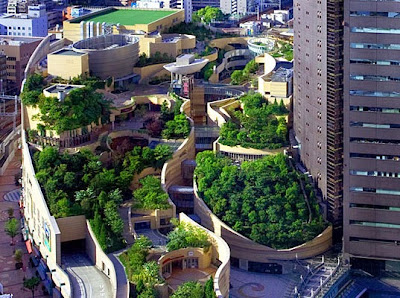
[0,36,43,93]
[343,2,400,273]
[0,0,6,14]
[0,4,48,37]
[192,0,219,12]
[293,0,343,228]
[63,7,185,43]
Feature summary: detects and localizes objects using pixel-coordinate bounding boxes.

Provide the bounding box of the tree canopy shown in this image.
[33,147,125,252]
[119,236,163,297]
[194,151,326,249]
[166,221,211,251]
[219,93,289,149]
[171,278,215,298]
[21,74,110,134]
[133,176,170,210]
[230,60,259,85]
[193,6,224,23]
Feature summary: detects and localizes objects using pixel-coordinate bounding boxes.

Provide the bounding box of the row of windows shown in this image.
[8,26,31,30]
[350,220,400,229]
[350,187,400,195]
[350,90,400,97]
[351,27,400,34]
[350,122,400,129]
[350,137,400,145]
[350,153,400,160]
[350,74,400,82]
[349,237,400,245]
[350,106,400,113]
[350,203,400,211]
[350,11,400,18]
[350,170,400,178]
[350,58,400,65]
[8,32,31,36]
[350,42,400,50]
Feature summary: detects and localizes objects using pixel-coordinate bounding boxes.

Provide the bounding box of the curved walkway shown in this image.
[62,253,113,298]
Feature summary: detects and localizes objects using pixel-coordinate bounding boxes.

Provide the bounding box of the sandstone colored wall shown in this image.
[179,213,230,298]
[133,63,170,83]
[86,220,117,298]
[56,215,87,243]
[161,127,195,190]
[47,52,89,80]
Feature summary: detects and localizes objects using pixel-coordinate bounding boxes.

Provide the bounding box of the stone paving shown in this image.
[166,267,216,291]
[0,151,48,297]
[230,267,298,298]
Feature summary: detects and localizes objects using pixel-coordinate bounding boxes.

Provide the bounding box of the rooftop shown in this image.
[51,48,86,56]
[78,8,177,25]
[0,36,43,45]
[43,84,84,95]
[271,67,293,82]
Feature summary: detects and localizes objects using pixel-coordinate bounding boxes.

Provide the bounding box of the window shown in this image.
[351,27,400,34]
[350,43,400,50]
[350,220,400,229]
[350,90,400,98]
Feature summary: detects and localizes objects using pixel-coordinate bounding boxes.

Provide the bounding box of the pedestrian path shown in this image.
[3,189,20,202]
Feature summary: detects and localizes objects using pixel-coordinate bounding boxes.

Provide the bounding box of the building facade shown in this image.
[293,0,344,230]
[0,5,48,37]
[343,1,400,273]
[0,36,42,93]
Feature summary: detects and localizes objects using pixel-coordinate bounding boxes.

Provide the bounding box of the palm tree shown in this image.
[5,218,19,249]
[23,276,40,298]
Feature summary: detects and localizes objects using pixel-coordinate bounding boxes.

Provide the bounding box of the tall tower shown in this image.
[343,2,400,273]
[293,0,344,230]
[293,0,343,230]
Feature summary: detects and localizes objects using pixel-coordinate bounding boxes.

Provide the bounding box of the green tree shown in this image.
[23,74,44,92]
[5,218,19,247]
[166,222,211,251]
[204,277,216,298]
[133,176,170,210]
[172,281,204,298]
[153,144,172,169]
[104,201,124,235]
[230,70,245,85]
[23,276,40,298]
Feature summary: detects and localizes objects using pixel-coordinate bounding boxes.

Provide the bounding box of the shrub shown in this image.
[166,222,211,251]
[195,152,326,249]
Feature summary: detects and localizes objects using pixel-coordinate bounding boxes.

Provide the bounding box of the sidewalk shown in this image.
[0,151,48,297]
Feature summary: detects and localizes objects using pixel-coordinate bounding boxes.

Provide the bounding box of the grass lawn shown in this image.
[84,9,176,25]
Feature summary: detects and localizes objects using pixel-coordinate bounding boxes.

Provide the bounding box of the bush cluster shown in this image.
[195,152,326,249]
[166,220,211,251]
[219,93,288,150]
[172,278,216,298]
[21,74,110,134]
[230,60,259,85]
[119,236,163,297]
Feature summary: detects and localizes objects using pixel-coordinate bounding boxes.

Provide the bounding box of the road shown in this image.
[62,253,113,298]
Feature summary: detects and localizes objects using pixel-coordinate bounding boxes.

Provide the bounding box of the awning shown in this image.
[32,246,41,258]
[30,256,39,267]
[25,240,32,254]
[43,279,53,295]
[38,262,47,281]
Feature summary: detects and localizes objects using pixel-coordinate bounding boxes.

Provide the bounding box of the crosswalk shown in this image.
[3,189,20,202]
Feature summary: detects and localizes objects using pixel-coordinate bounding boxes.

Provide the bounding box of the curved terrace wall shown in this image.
[193,180,332,267]
[178,213,230,298]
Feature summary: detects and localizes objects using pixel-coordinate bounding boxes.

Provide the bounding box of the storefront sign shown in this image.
[44,222,51,252]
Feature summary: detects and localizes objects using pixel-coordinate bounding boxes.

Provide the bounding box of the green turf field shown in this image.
[84,9,176,25]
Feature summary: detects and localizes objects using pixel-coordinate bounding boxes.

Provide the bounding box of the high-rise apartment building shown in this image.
[293,0,344,229]
[343,2,400,273]
[0,36,43,93]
